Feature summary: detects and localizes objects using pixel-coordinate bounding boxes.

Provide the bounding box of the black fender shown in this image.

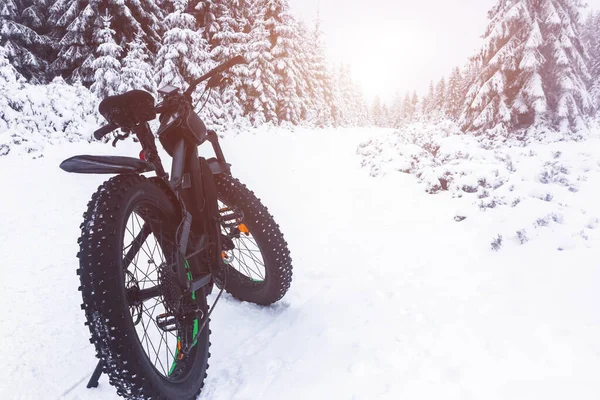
[206,157,231,175]
[59,155,155,174]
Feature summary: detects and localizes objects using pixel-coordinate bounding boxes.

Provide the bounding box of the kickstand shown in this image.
[86,360,104,389]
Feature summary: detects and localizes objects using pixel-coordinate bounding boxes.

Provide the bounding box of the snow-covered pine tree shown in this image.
[422,81,435,118]
[389,91,403,128]
[118,35,155,94]
[301,16,333,127]
[0,0,50,81]
[0,44,22,85]
[411,91,420,121]
[461,0,592,135]
[334,64,352,125]
[446,66,463,121]
[90,13,121,98]
[402,91,413,122]
[350,80,369,127]
[209,2,250,125]
[328,65,345,126]
[337,64,369,127]
[261,0,303,125]
[47,0,87,78]
[381,103,390,128]
[0,44,24,146]
[50,0,165,83]
[244,2,278,125]
[583,10,600,115]
[194,0,216,42]
[460,59,480,106]
[155,0,212,90]
[434,77,446,115]
[371,96,382,127]
[291,20,312,122]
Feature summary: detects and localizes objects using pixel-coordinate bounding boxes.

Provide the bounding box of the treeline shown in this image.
[374,0,600,137]
[370,65,475,128]
[0,0,369,129]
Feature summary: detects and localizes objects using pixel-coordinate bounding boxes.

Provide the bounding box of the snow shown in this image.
[358,122,600,251]
[1,127,600,399]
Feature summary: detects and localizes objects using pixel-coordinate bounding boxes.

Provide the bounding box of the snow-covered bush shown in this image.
[358,121,600,250]
[0,47,101,157]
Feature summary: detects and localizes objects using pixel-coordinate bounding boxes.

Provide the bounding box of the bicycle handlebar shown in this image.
[93,123,118,140]
[184,55,246,97]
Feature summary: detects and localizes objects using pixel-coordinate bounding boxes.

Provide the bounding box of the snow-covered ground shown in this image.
[358,122,600,251]
[1,127,599,399]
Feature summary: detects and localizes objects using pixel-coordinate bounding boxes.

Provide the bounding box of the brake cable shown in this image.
[194,85,213,112]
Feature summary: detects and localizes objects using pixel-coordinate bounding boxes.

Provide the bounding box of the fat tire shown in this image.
[77,174,210,400]
[214,174,293,305]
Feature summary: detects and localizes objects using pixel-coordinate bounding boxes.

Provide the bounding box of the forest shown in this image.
[1,0,600,154]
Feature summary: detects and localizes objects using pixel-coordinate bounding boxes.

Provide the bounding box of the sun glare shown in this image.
[327,22,440,102]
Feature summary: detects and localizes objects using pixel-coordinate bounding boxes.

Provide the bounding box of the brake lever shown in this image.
[112,131,131,147]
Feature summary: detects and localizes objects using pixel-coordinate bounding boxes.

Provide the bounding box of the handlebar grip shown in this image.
[93,123,118,140]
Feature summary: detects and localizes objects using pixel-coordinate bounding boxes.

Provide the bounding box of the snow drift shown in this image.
[358,121,600,250]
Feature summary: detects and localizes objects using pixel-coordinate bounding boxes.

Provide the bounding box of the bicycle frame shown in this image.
[61,121,231,297]
[134,121,230,294]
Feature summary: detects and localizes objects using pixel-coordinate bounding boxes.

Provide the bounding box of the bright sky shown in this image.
[288,0,600,103]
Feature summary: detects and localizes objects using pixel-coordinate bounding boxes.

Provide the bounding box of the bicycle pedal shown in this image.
[219,207,244,228]
[156,313,178,332]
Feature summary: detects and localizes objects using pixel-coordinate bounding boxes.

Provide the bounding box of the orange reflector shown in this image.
[222,251,227,259]
[238,224,250,235]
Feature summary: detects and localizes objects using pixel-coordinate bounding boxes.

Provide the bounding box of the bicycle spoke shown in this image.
[236,247,263,279]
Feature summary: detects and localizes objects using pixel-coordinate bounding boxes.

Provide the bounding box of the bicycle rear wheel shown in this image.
[215,174,293,305]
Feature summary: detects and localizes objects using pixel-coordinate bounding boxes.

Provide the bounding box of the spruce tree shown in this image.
[402,91,413,122]
[390,90,403,128]
[0,0,50,81]
[446,66,464,121]
[193,0,220,43]
[305,15,333,127]
[119,35,155,94]
[48,0,88,79]
[461,0,592,134]
[411,91,420,121]
[90,12,121,98]
[292,20,312,122]
[350,80,369,127]
[245,3,278,125]
[371,96,382,127]
[155,0,212,90]
[50,0,165,82]
[422,81,435,117]
[210,3,250,124]
[259,0,302,124]
[434,77,446,115]
[381,104,390,128]
[0,45,23,142]
[583,11,600,114]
